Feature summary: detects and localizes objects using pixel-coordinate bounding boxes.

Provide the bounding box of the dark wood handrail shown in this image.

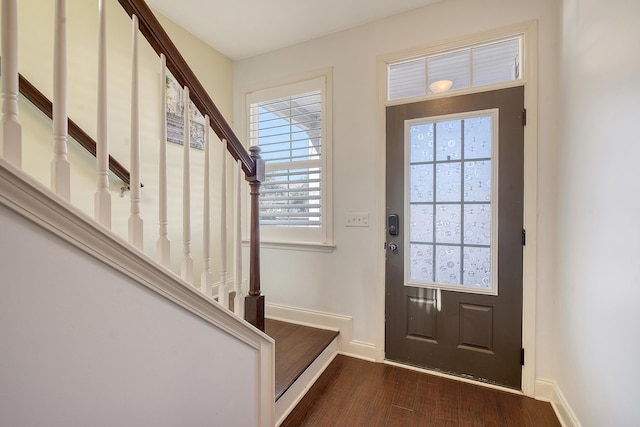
[116,0,255,177]
[18,73,134,187]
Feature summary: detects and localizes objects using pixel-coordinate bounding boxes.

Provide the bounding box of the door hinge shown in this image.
[522,108,527,126]
[522,228,526,246]
[521,348,525,365]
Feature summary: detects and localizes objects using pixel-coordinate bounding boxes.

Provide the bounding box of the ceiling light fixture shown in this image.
[429,80,453,93]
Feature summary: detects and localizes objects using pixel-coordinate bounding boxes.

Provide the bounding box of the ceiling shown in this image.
[146,0,444,61]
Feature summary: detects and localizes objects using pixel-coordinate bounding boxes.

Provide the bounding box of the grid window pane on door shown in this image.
[250,90,323,228]
[406,112,497,293]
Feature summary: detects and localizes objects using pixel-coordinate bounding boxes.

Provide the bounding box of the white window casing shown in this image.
[245,73,333,247]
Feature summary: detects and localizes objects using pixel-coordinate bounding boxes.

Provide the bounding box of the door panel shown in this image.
[385,87,524,388]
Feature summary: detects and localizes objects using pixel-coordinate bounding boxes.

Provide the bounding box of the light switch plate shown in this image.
[346,212,369,227]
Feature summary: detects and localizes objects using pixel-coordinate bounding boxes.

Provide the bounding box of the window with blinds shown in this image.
[247,75,332,244]
[388,36,522,101]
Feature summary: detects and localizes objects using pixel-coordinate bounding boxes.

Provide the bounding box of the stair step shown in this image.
[265,318,339,401]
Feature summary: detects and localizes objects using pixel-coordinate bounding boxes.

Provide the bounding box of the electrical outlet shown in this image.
[346,212,369,227]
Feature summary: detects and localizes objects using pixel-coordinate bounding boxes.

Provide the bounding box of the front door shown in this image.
[385,87,525,388]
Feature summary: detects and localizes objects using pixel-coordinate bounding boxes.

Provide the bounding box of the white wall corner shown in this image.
[265,302,377,361]
[535,378,581,427]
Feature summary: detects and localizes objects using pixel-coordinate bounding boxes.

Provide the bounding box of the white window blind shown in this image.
[247,75,331,244]
[388,36,522,101]
[388,58,426,100]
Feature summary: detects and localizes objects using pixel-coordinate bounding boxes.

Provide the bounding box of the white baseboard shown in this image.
[265,303,377,361]
[275,337,338,426]
[535,378,581,427]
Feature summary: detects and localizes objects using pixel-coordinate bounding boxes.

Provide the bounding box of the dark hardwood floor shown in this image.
[281,355,560,426]
[265,318,339,401]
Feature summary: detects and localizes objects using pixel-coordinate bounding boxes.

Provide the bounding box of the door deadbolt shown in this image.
[388,242,399,254]
[388,214,399,236]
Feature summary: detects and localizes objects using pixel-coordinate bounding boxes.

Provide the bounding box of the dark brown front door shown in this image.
[385,87,524,389]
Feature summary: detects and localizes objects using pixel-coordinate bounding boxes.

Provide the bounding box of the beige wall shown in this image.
[154,12,233,119]
[8,0,235,285]
[555,0,640,425]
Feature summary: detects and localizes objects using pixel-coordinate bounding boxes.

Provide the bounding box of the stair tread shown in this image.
[265,318,339,401]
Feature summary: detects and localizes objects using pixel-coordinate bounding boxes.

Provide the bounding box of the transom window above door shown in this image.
[387,36,522,101]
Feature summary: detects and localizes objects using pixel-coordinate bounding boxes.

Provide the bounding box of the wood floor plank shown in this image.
[390,367,418,410]
[414,377,448,425]
[385,405,414,427]
[283,355,561,426]
[432,376,461,422]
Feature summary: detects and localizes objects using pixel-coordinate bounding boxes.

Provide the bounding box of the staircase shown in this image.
[3,0,265,320]
[0,0,342,425]
[0,0,273,423]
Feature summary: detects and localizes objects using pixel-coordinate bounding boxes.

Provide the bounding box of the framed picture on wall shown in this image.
[166,74,206,150]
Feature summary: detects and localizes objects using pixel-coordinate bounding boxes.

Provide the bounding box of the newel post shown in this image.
[245,146,265,331]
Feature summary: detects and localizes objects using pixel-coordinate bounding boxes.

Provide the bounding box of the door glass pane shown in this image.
[409,164,433,203]
[463,204,491,245]
[406,111,497,293]
[410,205,433,242]
[435,245,461,284]
[463,116,492,159]
[435,163,461,202]
[464,161,491,202]
[435,204,461,244]
[409,123,434,162]
[463,247,492,287]
[410,243,434,282]
[436,120,462,161]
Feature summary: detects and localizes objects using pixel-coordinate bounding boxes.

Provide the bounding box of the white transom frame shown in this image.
[403,108,500,296]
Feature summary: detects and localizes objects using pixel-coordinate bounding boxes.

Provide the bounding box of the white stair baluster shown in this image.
[94,0,110,228]
[1,0,22,167]
[201,116,212,295]
[51,0,70,201]
[181,86,193,284]
[157,54,170,267]
[218,139,228,308]
[128,15,143,249]
[233,158,244,317]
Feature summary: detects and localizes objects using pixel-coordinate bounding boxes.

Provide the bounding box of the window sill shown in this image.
[242,240,336,253]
